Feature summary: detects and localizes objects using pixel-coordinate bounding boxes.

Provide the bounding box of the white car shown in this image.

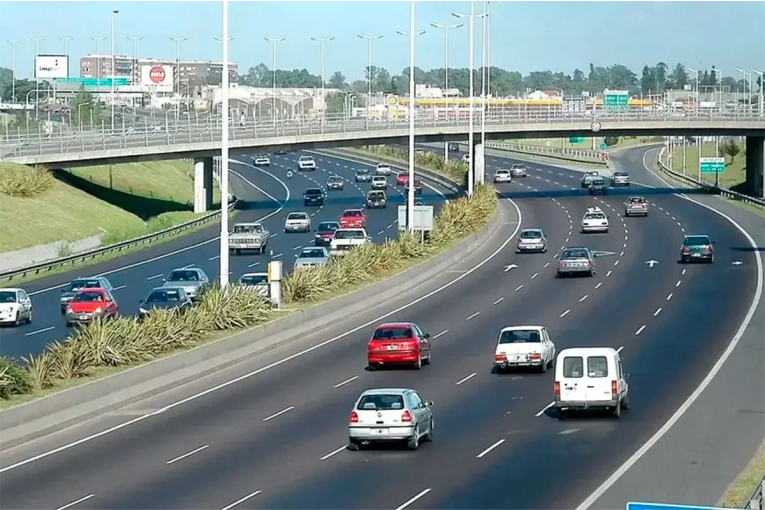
[461,153,470,163]
[516,228,548,253]
[494,326,556,373]
[371,176,388,189]
[330,228,371,256]
[284,212,312,233]
[0,288,33,326]
[298,156,316,170]
[375,163,392,176]
[510,164,528,177]
[237,272,269,298]
[581,206,609,233]
[493,169,512,183]
[580,171,601,188]
[253,154,271,166]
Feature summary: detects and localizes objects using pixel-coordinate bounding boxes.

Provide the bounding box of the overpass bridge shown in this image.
[2,109,763,212]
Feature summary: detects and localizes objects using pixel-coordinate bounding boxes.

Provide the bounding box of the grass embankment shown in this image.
[0,150,498,409]
[719,438,765,507]
[668,143,746,190]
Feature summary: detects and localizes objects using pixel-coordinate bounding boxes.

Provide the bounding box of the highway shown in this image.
[0,145,758,509]
[0,151,452,360]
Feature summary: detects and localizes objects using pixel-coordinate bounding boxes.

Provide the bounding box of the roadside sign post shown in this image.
[55,77,128,86]
[569,136,585,144]
[267,260,282,310]
[603,89,629,112]
[599,142,608,151]
[699,157,725,188]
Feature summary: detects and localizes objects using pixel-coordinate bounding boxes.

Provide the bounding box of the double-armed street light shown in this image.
[310,36,334,121]
[430,22,463,160]
[357,34,384,116]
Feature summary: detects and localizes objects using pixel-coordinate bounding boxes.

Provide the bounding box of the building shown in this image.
[79,55,238,95]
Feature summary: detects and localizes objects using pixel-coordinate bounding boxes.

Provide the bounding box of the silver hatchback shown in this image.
[348,388,434,451]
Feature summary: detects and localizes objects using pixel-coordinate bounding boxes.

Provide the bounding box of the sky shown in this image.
[1,1,764,81]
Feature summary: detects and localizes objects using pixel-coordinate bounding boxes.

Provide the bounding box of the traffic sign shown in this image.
[604,89,629,112]
[599,142,608,151]
[569,137,585,144]
[627,502,728,510]
[600,151,609,161]
[699,157,725,174]
[55,77,128,86]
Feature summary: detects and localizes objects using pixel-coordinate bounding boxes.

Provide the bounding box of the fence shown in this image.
[746,474,765,509]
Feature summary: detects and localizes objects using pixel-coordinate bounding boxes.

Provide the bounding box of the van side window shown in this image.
[563,357,584,378]
[587,356,609,378]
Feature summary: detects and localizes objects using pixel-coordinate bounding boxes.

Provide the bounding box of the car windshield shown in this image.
[317,222,339,232]
[66,279,101,291]
[511,164,523,169]
[168,270,199,282]
[684,236,711,246]
[343,210,362,217]
[328,176,342,182]
[499,329,542,344]
[287,213,307,220]
[239,275,268,286]
[377,164,389,168]
[357,394,405,411]
[373,176,386,181]
[146,290,181,303]
[585,213,606,220]
[615,172,628,176]
[373,326,413,340]
[305,189,322,196]
[563,249,589,259]
[0,291,18,303]
[496,170,510,174]
[356,169,368,174]
[334,230,365,240]
[73,291,105,303]
[232,224,262,234]
[520,230,542,239]
[299,156,313,161]
[299,248,326,259]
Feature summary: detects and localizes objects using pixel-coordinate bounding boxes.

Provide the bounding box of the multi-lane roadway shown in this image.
[0,151,452,360]
[0,145,758,510]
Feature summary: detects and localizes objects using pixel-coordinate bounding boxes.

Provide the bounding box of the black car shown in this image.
[448,142,460,152]
[304,188,324,206]
[314,221,340,246]
[588,178,609,195]
[138,287,192,319]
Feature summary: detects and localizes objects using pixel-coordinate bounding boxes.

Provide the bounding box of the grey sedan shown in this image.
[161,268,210,300]
[557,247,596,277]
[294,246,330,270]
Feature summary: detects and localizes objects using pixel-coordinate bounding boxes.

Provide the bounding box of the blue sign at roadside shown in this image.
[627,502,728,510]
[599,142,608,151]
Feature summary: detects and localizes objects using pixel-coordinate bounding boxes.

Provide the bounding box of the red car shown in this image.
[367,322,432,370]
[396,173,409,186]
[64,287,119,327]
[339,209,367,229]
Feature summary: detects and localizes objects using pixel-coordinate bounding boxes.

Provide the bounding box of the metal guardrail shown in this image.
[745,474,765,510]
[656,147,765,209]
[0,200,237,282]
[460,140,609,166]
[1,109,763,161]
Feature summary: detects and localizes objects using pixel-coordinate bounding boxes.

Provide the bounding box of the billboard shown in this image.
[140,65,174,92]
[35,55,69,79]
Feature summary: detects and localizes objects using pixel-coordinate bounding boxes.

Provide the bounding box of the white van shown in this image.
[553,347,629,419]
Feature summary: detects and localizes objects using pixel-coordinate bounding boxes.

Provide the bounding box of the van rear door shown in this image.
[583,354,613,401]
[559,355,587,402]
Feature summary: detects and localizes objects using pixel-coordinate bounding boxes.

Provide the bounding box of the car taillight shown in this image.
[401,410,413,423]
[349,411,359,423]
[611,380,618,397]
[558,262,565,269]
[529,353,542,360]
[681,247,690,253]
[495,354,507,362]
[704,246,713,253]
[554,381,560,398]
[588,261,594,268]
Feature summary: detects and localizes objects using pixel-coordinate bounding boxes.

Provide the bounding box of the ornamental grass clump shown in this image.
[0,163,55,198]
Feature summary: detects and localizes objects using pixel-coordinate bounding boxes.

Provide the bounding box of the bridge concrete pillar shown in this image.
[193,157,214,213]
[474,140,486,186]
[745,136,764,199]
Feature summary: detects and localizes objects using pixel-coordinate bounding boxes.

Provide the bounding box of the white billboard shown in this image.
[35,55,69,79]
[140,65,174,92]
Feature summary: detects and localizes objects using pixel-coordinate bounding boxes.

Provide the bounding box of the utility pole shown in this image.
[126,36,143,85]
[111,9,119,131]
[431,22,463,160]
[31,37,45,111]
[264,37,286,119]
[169,36,188,99]
[6,39,20,102]
[310,36,334,121]
[91,36,107,81]
[357,34,383,115]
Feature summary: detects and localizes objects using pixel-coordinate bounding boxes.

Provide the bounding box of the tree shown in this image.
[324,91,348,114]
[722,140,741,163]
[328,71,346,90]
[655,62,668,92]
[604,136,620,147]
[670,63,688,89]
[70,86,104,127]
[640,65,654,95]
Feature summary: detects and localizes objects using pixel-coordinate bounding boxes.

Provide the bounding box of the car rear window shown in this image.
[587,356,608,378]
[299,248,325,258]
[615,172,628,176]
[520,230,541,238]
[373,327,413,340]
[591,179,605,185]
[499,329,541,344]
[585,213,606,220]
[343,210,362,217]
[357,394,405,411]
[684,236,710,246]
[317,222,338,231]
[287,213,307,220]
[305,189,322,196]
[563,356,584,378]
[146,290,180,303]
[562,249,588,259]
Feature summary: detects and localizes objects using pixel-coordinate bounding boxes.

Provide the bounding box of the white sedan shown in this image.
[0,288,33,326]
[253,154,271,166]
[494,325,556,373]
[493,169,512,183]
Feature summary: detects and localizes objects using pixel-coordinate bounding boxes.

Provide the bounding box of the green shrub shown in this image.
[0,164,55,198]
[355,145,469,184]
[0,151,499,402]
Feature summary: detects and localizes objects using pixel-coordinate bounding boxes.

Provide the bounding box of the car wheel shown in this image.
[65,322,72,327]
[407,426,420,451]
[347,438,361,451]
[612,402,622,418]
[413,357,422,370]
[621,393,630,410]
[13,311,22,327]
[26,309,33,324]
[709,255,715,264]
[540,360,547,373]
[424,419,434,442]
[589,269,595,277]
[557,409,567,421]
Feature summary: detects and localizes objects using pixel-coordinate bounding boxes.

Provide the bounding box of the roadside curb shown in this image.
[0,181,509,449]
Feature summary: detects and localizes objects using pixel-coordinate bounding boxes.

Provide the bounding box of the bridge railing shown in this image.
[656,146,765,209]
[2,109,764,160]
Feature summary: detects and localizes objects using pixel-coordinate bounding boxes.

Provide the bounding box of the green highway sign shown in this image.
[55,77,128,86]
[603,89,629,112]
[699,157,725,174]
[569,137,585,144]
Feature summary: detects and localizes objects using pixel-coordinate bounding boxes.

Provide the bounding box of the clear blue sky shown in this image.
[1,1,763,81]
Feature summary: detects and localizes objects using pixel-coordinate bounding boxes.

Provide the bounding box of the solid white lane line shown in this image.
[676,280,682,287]
[515,284,524,292]
[559,429,580,435]
[493,297,504,305]
[25,326,55,336]
[220,490,263,510]
[433,329,449,339]
[560,309,570,318]
[579,295,588,302]
[55,494,95,510]
[654,308,662,317]
[595,282,602,289]
[466,312,480,321]
[333,376,358,388]
[531,272,539,279]
[635,325,646,335]
[395,488,432,510]
[263,406,295,422]
[147,273,163,280]
[320,445,347,461]
[112,285,126,291]
[535,401,555,417]
[476,439,506,459]
[456,373,477,385]
[166,445,209,465]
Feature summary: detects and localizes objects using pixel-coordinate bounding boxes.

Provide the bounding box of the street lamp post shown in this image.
[126,36,143,85]
[357,34,383,116]
[264,37,286,120]
[687,67,700,111]
[735,68,752,113]
[91,36,107,81]
[453,2,488,197]
[59,36,74,77]
[479,0,490,184]
[111,10,119,132]
[430,22,462,160]
[220,0,231,287]
[31,37,45,112]
[754,70,764,117]
[169,36,188,101]
[6,39,20,102]
[310,36,334,121]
